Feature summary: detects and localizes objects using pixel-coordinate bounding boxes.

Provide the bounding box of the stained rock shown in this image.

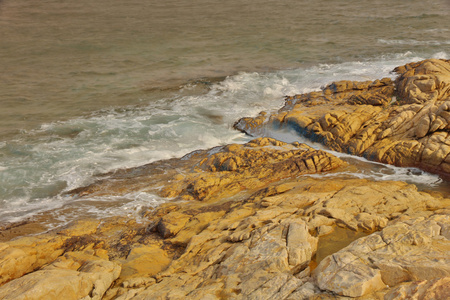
[157,211,192,238]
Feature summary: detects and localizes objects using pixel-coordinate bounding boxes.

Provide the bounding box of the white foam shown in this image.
[73,192,166,221]
[432,52,448,59]
[378,39,450,46]
[328,151,443,187]
[263,127,445,189]
[1,52,448,223]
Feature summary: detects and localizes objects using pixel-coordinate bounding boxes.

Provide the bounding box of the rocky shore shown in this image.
[0,59,449,299]
[235,59,450,179]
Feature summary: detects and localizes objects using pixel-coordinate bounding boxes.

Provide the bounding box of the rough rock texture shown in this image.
[1,173,448,299]
[0,255,121,300]
[0,235,66,285]
[234,59,450,179]
[384,277,450,300]
[0,60,449,299]
[112,181,447,300]
[314,214,450,297]
[0,219,121,300]
[69,137,344,202]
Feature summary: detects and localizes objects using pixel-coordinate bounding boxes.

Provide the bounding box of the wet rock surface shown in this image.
[0,60,449,299]
[69,137,343,202]
[235,59,450,179]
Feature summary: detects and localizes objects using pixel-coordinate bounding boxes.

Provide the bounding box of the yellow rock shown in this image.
[120,245,171,280]
[2,59,449,300]
[235,59,450,179]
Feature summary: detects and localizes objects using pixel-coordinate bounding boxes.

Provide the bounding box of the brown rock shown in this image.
[0,174,448,300]
[394,59,450,104]
[0,235,66,285]
[119,244,170,280]
[107,178,447,299]
[314,250,386,297]
[157,211,192,238]
[1,60,449,300]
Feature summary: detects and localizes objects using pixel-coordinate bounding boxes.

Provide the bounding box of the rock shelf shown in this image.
[0,59,449,299]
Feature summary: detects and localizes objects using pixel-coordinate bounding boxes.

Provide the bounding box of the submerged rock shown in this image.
[235,59,450,179]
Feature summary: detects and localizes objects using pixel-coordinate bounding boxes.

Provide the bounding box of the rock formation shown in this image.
[314,214,450,297]
[0,59,449,299]
[235,59,450,179]
[68,137,343,202]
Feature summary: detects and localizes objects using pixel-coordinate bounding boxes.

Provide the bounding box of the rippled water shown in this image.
[1,0,449,138]
[0,0,449,224]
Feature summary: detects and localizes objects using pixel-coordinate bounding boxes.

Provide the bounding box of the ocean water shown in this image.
[0,0,449,225]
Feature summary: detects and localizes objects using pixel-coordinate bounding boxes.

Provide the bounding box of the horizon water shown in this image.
[1,0,449,226]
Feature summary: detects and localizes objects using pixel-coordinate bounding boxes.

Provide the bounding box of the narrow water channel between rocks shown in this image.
[263,127,450,196]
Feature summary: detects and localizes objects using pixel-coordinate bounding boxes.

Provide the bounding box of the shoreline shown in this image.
[0,59,449,299]
[1,155,448,244]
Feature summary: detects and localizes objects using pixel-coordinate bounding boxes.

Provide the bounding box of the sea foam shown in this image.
[0,52,448,224]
